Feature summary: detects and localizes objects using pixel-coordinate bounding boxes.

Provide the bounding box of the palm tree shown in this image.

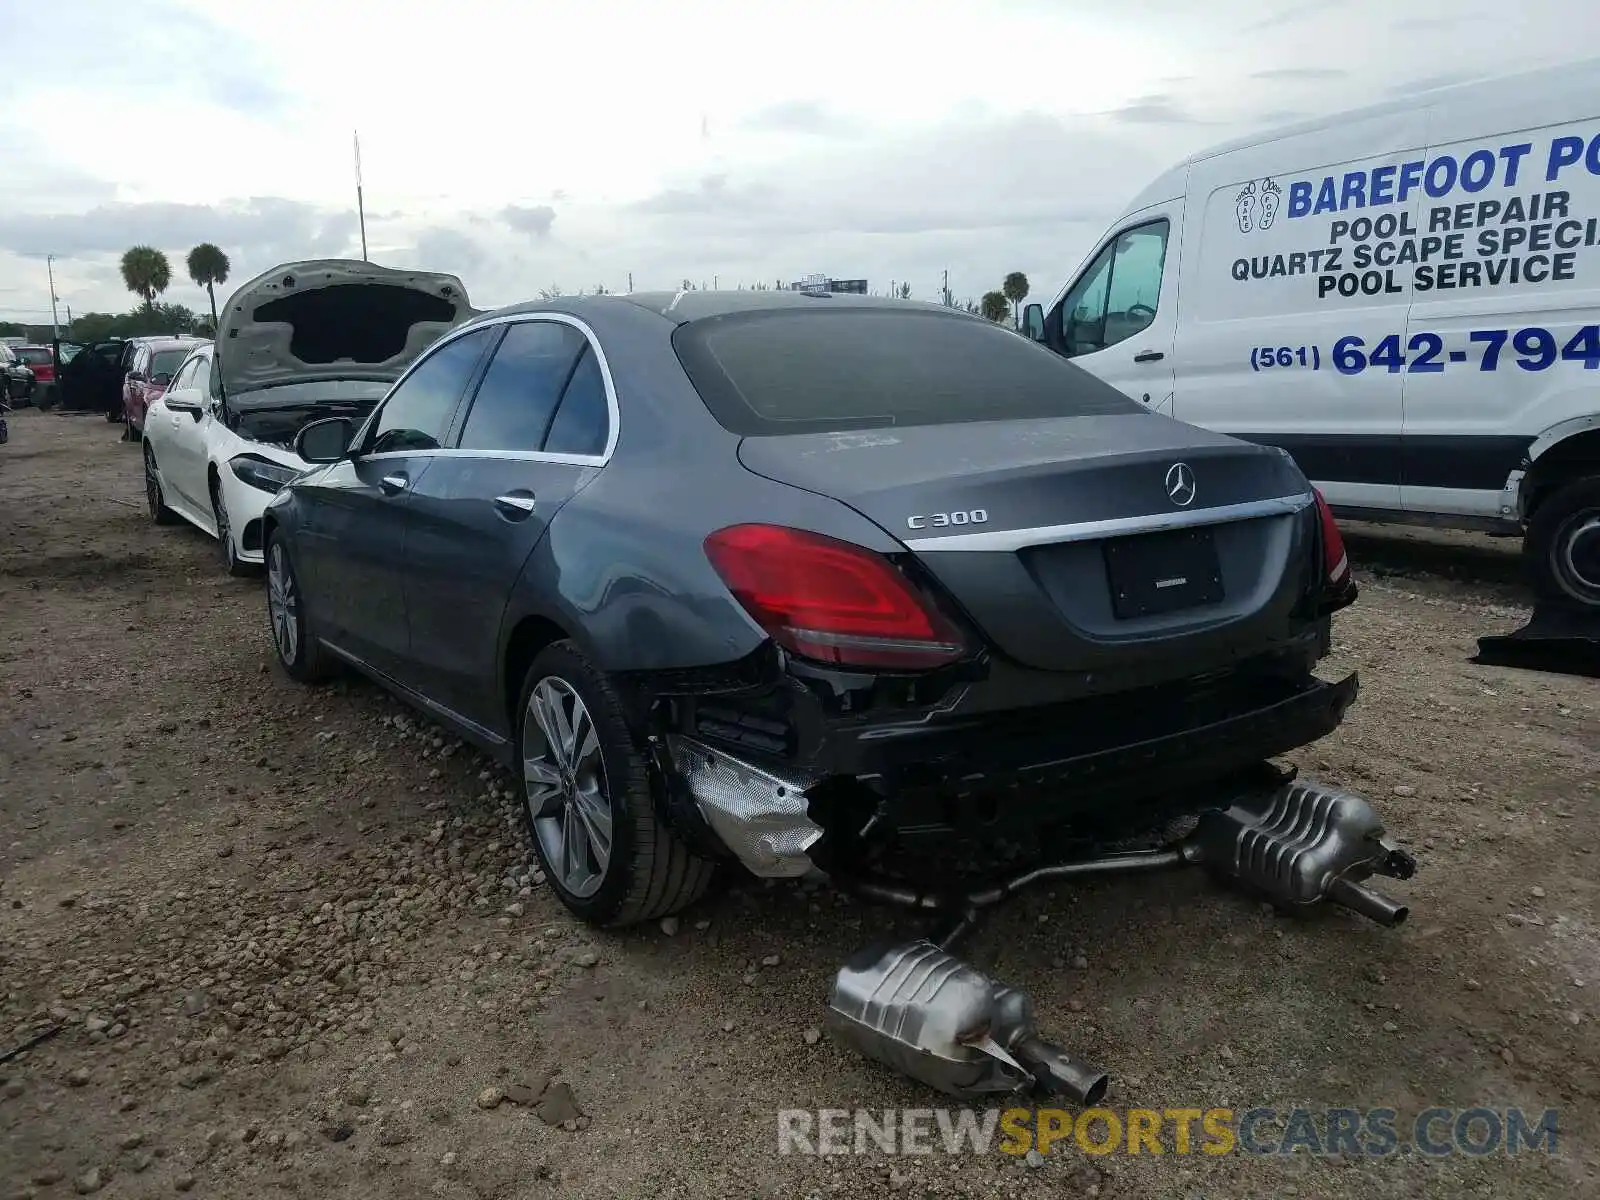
[980,290,1010,323]
[185,243,231,332]
[1002,272,1030,326]
[120,246,171,311]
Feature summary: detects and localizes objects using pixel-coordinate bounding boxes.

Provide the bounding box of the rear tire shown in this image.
[1526,474,1600,613]
[515,641,716,928]
[265,533,339,682]
[143,445,180,526]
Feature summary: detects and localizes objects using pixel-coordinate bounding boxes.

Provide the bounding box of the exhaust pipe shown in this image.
[826,941,1108,1104]
[826,774,1416,1100]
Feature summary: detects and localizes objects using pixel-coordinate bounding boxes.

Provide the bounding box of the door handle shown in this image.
[379,472,410,496]
[1133,350,1165,363]
[493,491,538,520]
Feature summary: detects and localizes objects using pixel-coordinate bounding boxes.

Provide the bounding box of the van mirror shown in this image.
[1021,303,1045,341]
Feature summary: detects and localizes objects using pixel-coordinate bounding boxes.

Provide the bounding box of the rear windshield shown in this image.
[151,349,190,376]
[15,348,52,365]
[672,307,1145,436]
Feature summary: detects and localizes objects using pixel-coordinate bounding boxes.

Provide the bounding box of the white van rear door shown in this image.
[1174,108,1434,513]
[1034,203,1179,412]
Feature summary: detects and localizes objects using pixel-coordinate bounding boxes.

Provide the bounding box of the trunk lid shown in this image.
[737,414,1319,673]
[215,259,473,399]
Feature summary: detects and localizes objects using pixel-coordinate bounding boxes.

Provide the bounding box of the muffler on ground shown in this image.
[825,940,1109,1103]
[824,777,1416,1100]
[1184,778,1417,927]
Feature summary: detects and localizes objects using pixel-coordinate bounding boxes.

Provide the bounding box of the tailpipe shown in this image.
[1185,779,1417,926]
[825,940,1108,1104]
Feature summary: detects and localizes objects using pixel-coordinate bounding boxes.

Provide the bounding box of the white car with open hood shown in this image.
[141,259,473,574]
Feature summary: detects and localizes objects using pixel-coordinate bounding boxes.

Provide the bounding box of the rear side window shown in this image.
[456,321,587,452]
[151,349,189,377]
[543,346,609,457]
[674,308,1145,436]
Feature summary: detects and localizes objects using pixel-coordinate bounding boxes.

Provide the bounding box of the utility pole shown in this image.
[627,271,634,293]
[353,131,369,262]
[941,269,951,307]
[46,255,60,338]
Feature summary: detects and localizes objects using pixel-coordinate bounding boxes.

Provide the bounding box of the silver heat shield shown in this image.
[666,736,824,878]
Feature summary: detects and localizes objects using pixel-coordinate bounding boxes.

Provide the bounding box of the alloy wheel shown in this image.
[213,485,236,570]
[143,448,162,518]
[522,677,613,898]
[266,543,299,663]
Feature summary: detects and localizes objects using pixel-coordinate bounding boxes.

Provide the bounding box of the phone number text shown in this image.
[1249,325,1600,375]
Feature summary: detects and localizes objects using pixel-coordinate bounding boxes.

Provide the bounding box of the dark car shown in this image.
[260,291,1358,929]
[0,345,34,404]
[57,339,128,414]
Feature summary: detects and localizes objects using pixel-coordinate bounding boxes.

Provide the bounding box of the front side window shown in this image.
[367,327,495,455]
[455,321,587,452]
[1053,219,1170,357]
[190,355,212,401]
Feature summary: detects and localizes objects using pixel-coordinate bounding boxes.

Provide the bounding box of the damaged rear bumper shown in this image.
[663,671,1359,880]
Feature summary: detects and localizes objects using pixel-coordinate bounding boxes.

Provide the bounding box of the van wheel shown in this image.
[1526,475,1600,612]
[515,641,717,928]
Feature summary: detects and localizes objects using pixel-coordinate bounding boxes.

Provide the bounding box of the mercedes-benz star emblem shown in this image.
[1165,462,1196,507]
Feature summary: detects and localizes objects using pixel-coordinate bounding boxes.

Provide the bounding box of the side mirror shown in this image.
[1022,303,1046,341]
[152,372,172,387]
[295,416,355,464]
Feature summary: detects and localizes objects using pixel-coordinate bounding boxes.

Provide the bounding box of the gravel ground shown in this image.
[2,407,1597,1199]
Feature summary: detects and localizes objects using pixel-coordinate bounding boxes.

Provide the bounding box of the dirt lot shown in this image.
[2,407,1597,1199]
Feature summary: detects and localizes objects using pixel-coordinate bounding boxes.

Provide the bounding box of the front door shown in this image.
[1036,209,1179,412]
[295,326,498,676]
[402,318,609,732]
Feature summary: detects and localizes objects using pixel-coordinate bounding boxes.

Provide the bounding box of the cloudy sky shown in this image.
[0,0,1589,323]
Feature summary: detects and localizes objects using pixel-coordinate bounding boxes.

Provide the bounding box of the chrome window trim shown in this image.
[902,492,1313,552]
[352,310,620,466]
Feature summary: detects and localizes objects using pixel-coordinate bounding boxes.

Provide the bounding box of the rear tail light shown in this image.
[703,523,968,670]
[1314,488,1350,588]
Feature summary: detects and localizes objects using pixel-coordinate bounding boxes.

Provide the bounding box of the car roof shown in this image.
[471,289,979,328]
[143,338,207,351]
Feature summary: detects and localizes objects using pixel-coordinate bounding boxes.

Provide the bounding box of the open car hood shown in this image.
[215,259,473,397]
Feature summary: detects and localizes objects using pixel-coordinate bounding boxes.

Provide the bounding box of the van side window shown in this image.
[1053,219,1169,357]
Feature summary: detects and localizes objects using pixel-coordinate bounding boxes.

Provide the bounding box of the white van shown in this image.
[1022,58,1600,615]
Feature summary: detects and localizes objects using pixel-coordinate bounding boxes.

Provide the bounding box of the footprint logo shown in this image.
[1235,181,1257,233]
[1258,177,1282,229]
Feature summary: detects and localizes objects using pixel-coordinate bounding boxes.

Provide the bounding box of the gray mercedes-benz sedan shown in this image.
[261,289,1359,928]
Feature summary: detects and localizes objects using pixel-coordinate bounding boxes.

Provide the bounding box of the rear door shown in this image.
[1036,208,1179,412]
[402,317,611,731]
[293,326,498,676]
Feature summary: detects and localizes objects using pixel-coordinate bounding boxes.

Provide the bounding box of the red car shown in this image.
[12,346,57,406]
[122,337,206,439]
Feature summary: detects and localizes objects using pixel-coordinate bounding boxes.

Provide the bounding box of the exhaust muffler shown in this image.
[1184,778,1417,926]
[825,940,1108,1104]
